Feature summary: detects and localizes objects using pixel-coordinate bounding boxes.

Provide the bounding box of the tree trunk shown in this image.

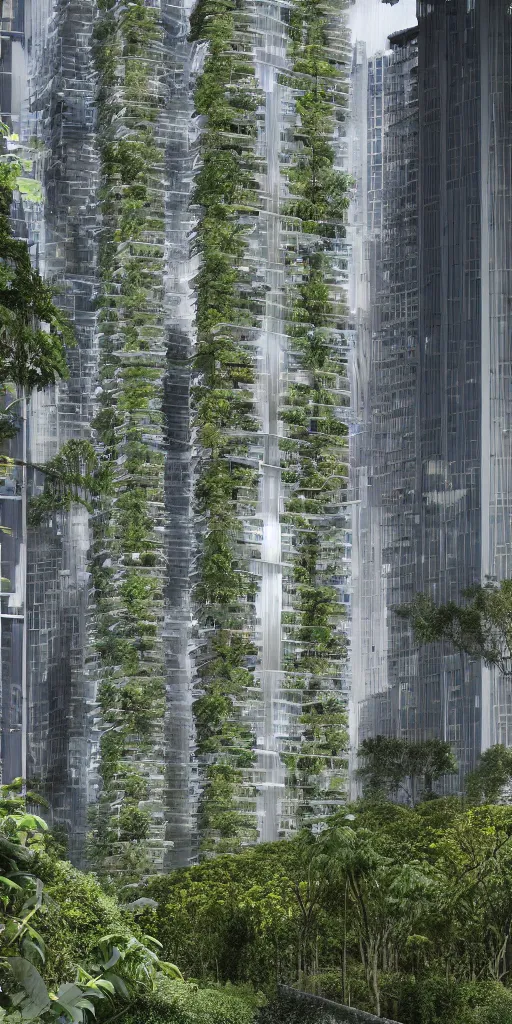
[371,946,381,1017]
[342,879,348,1003]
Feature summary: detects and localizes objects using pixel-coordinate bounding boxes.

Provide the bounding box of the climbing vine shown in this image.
[90,0,169,879]
[189,0,263,853]
[280,0,351,813]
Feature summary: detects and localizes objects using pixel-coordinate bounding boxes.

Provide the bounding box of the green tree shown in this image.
[27,440,109,526]
[430,806,512,984]
[134,798,512,1021]
[466,745,512,805]
[0,152,73,392]
[398,581,512,675]
[357,736,457,804]
[314,815,435,1017]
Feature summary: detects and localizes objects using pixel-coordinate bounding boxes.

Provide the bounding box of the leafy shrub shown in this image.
[32,853,129,986]
[464,983,512,1024]
[394,977,512,1024]
[123,979,257,1024]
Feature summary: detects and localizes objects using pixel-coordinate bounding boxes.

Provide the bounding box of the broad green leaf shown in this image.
[76,1000,96,1015]
[24,925,46,952]
[90,979,115,997]
[158,961,184,981]
[6,957,50,1020]
[0,876,22,891]
[15,815,48,833]
[21,938,45,965]
[103,974,130,1001]
[54,983,88,1023]
[101,947,120,971]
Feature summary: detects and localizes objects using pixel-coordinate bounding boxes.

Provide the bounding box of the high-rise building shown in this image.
[351,0,512,782]
[0,0,351,867]
[0,0,99,861]
[350,26,419,755]
[416,0,512,766]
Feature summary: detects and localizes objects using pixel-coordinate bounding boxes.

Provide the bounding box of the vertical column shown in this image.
[162,0,199,869]
[479,0,491,752]
[23,0,100,862]
[253,36,287,841]
[0,0,27,787]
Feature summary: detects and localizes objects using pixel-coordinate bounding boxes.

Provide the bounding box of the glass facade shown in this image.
[351,0,512,784]
[350,29,419,758]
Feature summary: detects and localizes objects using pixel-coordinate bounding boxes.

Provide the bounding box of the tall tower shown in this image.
[416,0,512,766]
[349,38,405,755]
[352,0,512,783]
[0,0,352,867]
[0,0,100,863]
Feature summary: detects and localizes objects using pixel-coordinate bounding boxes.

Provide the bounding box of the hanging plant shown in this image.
[279,0,351,812]
[89,0,169,881]
[190,0,263,854]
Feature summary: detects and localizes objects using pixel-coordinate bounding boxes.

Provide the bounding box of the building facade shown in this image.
[0,0,352,867]
[350,27,419,756]
[351,0,512,783]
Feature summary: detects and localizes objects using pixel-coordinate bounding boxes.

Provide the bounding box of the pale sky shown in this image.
[349,0,417,55]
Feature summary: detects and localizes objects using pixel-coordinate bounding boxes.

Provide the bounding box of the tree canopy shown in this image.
[356,736,458,804]
[133,793,512,1023]
[0,149,73,393]
[398,581,512,675]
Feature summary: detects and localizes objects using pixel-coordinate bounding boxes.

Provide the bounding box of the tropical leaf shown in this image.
[15,815,48,833]
[5,957,50,1020]
[103,974,130,1001]
[53,982,91,1022]
[0,876,22,891]
[141,934,162,950]
[158,961,184,981]
[21,938,45,965]
[90,979,115,997]
[76,1000,96,1016]
[101,947,120,972]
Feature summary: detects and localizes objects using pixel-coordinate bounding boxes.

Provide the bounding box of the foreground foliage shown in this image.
[122,978,261,1024]
[0,782,183,1024]
[136,797,512,1023]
